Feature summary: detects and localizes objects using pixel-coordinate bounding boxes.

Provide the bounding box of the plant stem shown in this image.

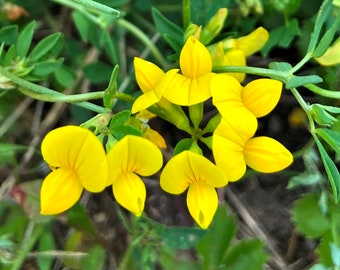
[182,0,190,29]
[117,19,169,68]
[0,66,106,113]
[305,83,340,99]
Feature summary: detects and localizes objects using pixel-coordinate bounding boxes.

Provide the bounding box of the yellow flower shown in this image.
[213,118,293,181]
[40,126,108,215]
[162,36,215,106]
[160,150,228,229]
[211,74,282,131]
[106,135,163,216]
[132,57,178,114]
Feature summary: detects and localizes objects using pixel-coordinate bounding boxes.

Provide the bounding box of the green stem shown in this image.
[10,222,45,270]
[182,0,190,29]
[52,0,120,17]
[117,19,168,68]
[0,66,106,113]
[212,65,289,83]
[305,83,340,99]
[290,52,313,74]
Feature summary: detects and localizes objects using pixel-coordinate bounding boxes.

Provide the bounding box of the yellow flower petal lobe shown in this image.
[187,181,218,229]
[40,168,83,215]
[112,172,146,216]
[244,136,293,173]
[242,79,282,118]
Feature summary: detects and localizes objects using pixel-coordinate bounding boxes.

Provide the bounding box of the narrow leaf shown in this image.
[16,21,36,58]
[28,33,62,62]
[103,65,118,109]
[314,135,340,202]
[0,25,18,45]
[316,128,340,153]
[286,74,323,89]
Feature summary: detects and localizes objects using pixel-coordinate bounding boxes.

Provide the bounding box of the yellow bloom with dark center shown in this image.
[160,150,228,229]
[106,135,163,216]
[40,125,108,215]
[213,118,293,181]
[162,36,215,106]
[132,57,178,114]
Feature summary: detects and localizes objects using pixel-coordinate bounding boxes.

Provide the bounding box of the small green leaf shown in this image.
[152,7,184,52]
[31,58,64,77]
[109,110,142,140]
[292,193,330,238]
[72,11,91,42]
[38,229,56,270]
[286,74,323,89]
[269,61,293,72]
[103,65,118,109]
[28,33,62,62]
[311,104,338,126]
[316,128,340,153]
[173,138,194,156]
[82,245,106,270]
[53,65,77,88]
[160,226,206,250]
[3,44,17,66]
[196,204,236,269]
[315,136,340,202]
[67,203,96,234]
[0,143,27,166]
[16,21,36,58]
[0,25,18,45]
[287,172,323,189]
[221,238,268,270]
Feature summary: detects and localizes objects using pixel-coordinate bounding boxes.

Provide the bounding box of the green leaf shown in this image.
[160,226,206,250]
[31,58,64,77]
[53,65,77,88]
[103,65,118,109]
[268,61,293,72]
[330,242,340,266]
[67,203,96,234]
[196,204,236,269]
[173,138,194,156]
[220,238,268,270]
[314,13,340,58]
[310,263,332,270]
[308,0,333,52]
[152,7,184,52]
[0,143,27,166]
[28,33,62,62]
[311,104,338,126]
[3,44,17,67]
[82,245,106,270]
[285,74,323,89]
[83,61,112,84]
[315,136,340,202]
[72,11,91,42]
[0,25,18,45]
[37,228,56,270]
[109,110,142,140]
[287,172,323,189]
[292,193,330,238]
[316,128,340,153]
[16,21,36,58]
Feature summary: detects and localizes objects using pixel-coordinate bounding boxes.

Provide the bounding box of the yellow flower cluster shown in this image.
[40,29,293,229]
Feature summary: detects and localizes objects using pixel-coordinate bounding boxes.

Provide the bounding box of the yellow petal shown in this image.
[112,172,146,216]
[244,136,293,173]
[236,27,269,56]
[132,91,160,114]
[223,49,246,82]
[212,118,249,181]
[187,181,218,229]
[107,135,163,184]
[40,168,83,215]
[41,126,108,192]
[180,36,212,78]
[160,150,228,194]
[143,127,167,149]
[211,74,257,134]
[134,57,164,93]
[163,72,214,106]
[242,79,282,118]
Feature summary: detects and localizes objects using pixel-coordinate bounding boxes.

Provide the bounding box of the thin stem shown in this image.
[117,19,168,68]
[0,66,106,113]
[305,83,340,99]
[290,52,313,74]
[212,65,289,83]
[182,0,190,29]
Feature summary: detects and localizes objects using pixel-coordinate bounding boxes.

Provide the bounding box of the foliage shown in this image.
[0,0,340,269]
